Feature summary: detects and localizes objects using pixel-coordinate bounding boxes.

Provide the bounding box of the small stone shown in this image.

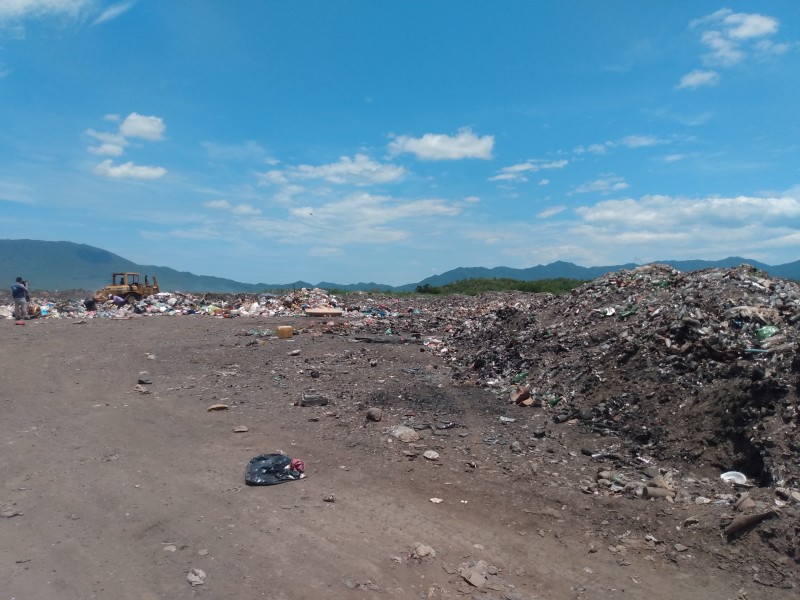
[233,425,248,433]
[198,549,209,556]
[430,497,443,503]
[674,543,689,552]
[387,425,420,443]
[366,408,383,422]
[412,543,435,559]
[207,403,228,411]
[187,568,206,586]
[323,494,335,503]
[163,545,177,552]
[423,450,440,461]
[510,441,523,453]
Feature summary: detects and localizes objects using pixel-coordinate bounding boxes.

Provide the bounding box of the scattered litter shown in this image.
[721,471,748,486]
[244,453,306,486]
[296,393,328,407]
[725,510,779,539]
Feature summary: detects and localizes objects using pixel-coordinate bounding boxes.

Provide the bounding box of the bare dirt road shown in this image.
[1,314,795,599]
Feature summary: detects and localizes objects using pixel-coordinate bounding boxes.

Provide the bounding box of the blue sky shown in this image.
[1,1,799,286]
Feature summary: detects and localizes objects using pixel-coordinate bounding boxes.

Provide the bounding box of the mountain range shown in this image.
[1,239,798,293]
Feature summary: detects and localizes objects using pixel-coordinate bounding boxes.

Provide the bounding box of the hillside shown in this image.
[1,239,798,292]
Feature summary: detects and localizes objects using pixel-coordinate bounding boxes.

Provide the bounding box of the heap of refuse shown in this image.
[0,287,347,320]
[443,264,800,488]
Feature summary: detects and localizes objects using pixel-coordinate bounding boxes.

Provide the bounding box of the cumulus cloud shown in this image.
[489,159,568,183]
[388,128,494,160]
[260,154,405,187]
[680,9,787,88]
[677,69,720,89]
[93,159,166,180]
[119,112,165,140]
[86,129,127,156]
[573,176,629,195]
[87,112,166,177]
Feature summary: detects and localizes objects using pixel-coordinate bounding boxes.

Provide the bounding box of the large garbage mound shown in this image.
[444,264,800,487]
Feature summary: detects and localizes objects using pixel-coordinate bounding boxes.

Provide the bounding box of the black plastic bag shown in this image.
[244,453,306,486]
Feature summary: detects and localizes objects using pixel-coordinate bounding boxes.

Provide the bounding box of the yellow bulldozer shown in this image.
[97,272,160,304]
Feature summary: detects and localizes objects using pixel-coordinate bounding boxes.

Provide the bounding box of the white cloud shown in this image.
[538,206,565,218]
[576,194,800,227]
[689,9,784,72]
[92,0,135,25]
[677,69,720,89]
[119,112,165,140]
[574,143,607,155]
[203,199,261,215]
[573,176,629,195]
[0,0,89,22]
[388,128,494,160]
[538,179,550,186]
[240,192,462,246]
[576,136,669,154]
[724,12,778,40]
[230,203,260,216]
[617,135,660,148]
[489,159,568,183]
[263,154,405,187]
[700,30,745,66]
[93,159,166,180]
[204,199,231,210]
[85,128,127,156]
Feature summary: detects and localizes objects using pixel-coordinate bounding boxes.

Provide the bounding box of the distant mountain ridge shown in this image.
[1,239,798,293]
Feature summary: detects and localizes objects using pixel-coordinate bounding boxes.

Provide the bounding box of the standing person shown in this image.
[11,277,28,320]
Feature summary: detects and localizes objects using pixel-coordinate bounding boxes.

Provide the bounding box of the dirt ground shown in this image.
[1,314,796,599]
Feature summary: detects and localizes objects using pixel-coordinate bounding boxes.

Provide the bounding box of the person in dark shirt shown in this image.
[11,277,28,320]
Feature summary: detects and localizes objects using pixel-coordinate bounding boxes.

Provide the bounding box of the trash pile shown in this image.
[0,287,346,320]
[443,264,800,488]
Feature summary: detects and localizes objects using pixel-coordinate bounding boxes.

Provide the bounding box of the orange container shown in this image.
[277,325,293,339]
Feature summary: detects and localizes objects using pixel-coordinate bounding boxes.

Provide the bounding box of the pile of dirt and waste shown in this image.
[442,263,799,491]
